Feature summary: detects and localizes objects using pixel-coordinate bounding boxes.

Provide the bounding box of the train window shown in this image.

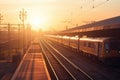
[83,42,87,47]
[92,43,95,48]
[105,43,109,50]
[88,42,91,47]
[105,43,110,53]
[88,42,95,48]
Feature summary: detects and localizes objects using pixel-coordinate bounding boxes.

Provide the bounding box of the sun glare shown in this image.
[29,17,45,31]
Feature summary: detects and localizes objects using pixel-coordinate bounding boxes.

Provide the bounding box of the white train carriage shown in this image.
[69,37,79,50]
[56,35,63,43]
[79,37,120,60]
[47,35,120,62]
[62,36,70,46]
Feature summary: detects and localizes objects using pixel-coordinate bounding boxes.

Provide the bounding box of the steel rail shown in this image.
[42,40,77,80]
[39,40,59,80]
[45,39,94,80]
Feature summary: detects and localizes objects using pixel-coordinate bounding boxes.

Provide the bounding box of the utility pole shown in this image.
[63,12,72,30]
[18,24,20,53]
[19,9,27,54]
[63,20,71,30]
[8,24,11,61]
[0,13,3,25]
[0,13,3,33]
[0,13,3,54]
[0,13,3,53]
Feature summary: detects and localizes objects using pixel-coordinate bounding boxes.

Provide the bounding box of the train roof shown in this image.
[80,37,118,42]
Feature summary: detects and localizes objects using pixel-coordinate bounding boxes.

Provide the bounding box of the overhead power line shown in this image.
[93,0,109,8]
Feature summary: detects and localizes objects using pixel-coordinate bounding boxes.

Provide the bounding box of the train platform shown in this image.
[11,40,51,80]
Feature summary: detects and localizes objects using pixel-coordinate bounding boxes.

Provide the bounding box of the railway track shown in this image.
[40,39,94,80]
[40,40,74,80]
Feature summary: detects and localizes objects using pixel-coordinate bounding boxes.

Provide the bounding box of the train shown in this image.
[46,35,120,62]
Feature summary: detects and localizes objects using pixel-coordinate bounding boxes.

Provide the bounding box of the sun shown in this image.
[29,17,45,31]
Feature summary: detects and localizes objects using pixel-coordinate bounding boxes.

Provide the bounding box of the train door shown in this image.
[61,36,63,43]
[69,37,70,47]
[78,38,80,51]
[98,42,101,57]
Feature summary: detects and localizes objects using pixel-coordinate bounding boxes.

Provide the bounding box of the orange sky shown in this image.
[0,0,120,31]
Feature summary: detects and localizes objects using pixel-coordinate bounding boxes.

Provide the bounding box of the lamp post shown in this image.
[19,9,27,53]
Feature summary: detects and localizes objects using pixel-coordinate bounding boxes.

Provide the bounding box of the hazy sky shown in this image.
[0,0,120,31]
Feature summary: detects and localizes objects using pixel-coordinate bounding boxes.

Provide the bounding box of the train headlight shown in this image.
[106,50,109,53]
[118,51,120,54]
